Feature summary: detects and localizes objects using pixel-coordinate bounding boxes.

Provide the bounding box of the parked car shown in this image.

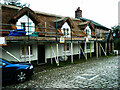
[0,58,34,83]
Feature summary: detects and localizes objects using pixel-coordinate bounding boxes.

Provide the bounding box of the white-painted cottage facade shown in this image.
[1,5,113,66]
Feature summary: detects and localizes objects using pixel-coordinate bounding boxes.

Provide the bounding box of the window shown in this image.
[21,45,32,56]
[86,29,89,35]
[85,27,91,38]
[63,28,66,35]
[21,23,26,30]
[21,22,32,34]
[64,43,69,51]
[63,28,69,37]
[87,43,90,49]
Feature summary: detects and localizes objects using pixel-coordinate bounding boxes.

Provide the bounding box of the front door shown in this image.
[38,45,45,64]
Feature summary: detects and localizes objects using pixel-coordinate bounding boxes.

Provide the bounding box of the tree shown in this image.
[2,0,30,8]
[111,25,120,38]
[112,25,120,50]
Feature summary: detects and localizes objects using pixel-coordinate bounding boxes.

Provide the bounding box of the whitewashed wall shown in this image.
[73,43,79,55]
[84,41,94,53]
[2,41,95,62]
[16,15,35,35]
[45,43,65,59]
[2,43,37,62]
[45,43,80,59]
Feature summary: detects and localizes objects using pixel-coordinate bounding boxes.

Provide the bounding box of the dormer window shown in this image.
[84,26,91,38]
[63,28,69,36]
[61,22,71,37]
[16,15,35,35]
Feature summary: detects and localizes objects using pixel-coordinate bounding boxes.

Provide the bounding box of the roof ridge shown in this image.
[2,4,80,21]
[1,4,21,10]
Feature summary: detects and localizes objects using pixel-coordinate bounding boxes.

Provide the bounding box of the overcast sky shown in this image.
[19,0,119,29]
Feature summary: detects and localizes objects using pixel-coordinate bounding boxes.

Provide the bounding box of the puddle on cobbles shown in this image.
[80,74,98,80]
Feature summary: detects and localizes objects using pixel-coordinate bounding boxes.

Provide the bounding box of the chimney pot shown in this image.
[75,7,82,18]
[78,7,80,10]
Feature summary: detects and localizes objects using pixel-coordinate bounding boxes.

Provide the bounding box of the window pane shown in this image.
[64,43,69,51]
[67,28,69,35]
[21,45,32,55]
[21,23,26,30]
[63,28,66,35]
[67,43,69,50]
[87,43,90,49]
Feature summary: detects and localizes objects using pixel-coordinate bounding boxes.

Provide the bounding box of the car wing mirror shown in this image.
[2,63,6,67]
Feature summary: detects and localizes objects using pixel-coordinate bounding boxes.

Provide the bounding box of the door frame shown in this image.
[37,45,46,65]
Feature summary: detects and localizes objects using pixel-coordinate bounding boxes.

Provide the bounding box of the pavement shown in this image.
[2,55,120,89]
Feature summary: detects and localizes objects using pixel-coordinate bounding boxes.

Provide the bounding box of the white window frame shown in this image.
[87,43,90,49]
[20,45,33,58]
[63,28,69,36]
[21,22,32,35]
[64,43,70,52]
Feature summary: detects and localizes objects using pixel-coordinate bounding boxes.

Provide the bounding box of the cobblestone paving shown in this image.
[2,56,119,89]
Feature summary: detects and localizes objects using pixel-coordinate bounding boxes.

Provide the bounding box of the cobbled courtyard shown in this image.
[2,56,120,89]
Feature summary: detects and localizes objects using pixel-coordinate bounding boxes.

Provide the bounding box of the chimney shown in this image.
[75,7,82,18]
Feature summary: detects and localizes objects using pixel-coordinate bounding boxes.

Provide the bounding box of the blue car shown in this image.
[0,58,34,83]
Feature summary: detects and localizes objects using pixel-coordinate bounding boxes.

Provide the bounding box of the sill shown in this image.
[20,55,33,58]
[63,51,70,53]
